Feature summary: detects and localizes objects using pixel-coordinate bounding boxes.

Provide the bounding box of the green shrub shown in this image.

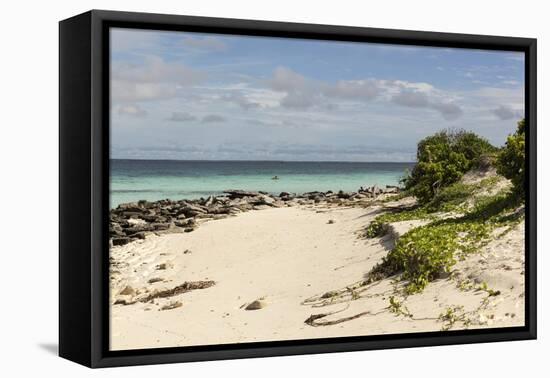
[497,119,526,198]
[367,191,520,293]
[365,220,385,238]
[403,129,496,203]
[425,182,472,212]
[371,218,493,293]
[364,207,432,238]
[383,223,459,293]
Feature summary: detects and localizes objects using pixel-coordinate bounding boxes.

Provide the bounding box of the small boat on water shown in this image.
[271,175,279,180]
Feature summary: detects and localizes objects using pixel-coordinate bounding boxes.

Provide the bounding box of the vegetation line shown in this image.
[301,120,526,327]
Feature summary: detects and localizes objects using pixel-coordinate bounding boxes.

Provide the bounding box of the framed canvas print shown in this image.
[59,10,536,368]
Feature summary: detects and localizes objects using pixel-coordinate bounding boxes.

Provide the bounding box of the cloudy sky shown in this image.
[110,28,525,162]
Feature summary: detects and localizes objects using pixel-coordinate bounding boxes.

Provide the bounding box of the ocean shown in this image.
[110,159,414,208]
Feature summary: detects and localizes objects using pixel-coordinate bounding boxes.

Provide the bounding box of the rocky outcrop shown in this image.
[109,185,402,246]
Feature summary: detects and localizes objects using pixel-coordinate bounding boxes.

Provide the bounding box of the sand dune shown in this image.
[110,204,524,351]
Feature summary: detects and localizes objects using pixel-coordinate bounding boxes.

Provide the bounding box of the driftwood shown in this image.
[304,304,372,327]
[139,280,215,302]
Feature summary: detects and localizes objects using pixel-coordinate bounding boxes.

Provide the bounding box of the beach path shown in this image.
[110,205,524,350]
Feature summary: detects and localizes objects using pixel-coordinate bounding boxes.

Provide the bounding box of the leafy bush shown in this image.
[364,207,432,238]
[365,220,385,238]
[496,119,526,198]
[425,182,472,212]
[381,223,461,293]
[367,190,521,294]
[370,215,494,294]
[403,129,496,203]
[365,176,505,239]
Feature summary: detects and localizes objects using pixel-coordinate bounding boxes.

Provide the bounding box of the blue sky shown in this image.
[110,28,525,162]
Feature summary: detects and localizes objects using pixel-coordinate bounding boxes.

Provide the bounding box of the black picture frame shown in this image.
[59,9,537,368]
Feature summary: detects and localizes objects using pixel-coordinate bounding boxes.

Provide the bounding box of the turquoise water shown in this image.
[110,160,414,208]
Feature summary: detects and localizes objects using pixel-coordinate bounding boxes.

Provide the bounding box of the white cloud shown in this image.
[113,56,204,85]
[117,104,147,117]
[468,87,525,117]
[111,29,159,52]
[222,92,261,110]
[430,102,463,120]
[391,91,430,107]
[111,56,205,103]
[182,36,228,51]
[506,54,525,62]
[390,88,462,120]
[390,80,435,93]
[167,112,197,122]
[201,114,226,123]
[112,81,177,102]
[280,92,316,109]
[325,79,382,100]
[492,105,522,120]
[269,66,308,92]
[266,66,463,120]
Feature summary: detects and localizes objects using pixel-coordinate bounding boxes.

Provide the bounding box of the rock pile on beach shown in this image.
[110,185,401,246]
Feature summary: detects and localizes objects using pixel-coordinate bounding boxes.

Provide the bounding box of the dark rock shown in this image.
[251,194,276,206]
[178,204,207,217]
[131,232,147,240]
[151,223,170,231]
[304,191,325,200]
[110,229,125,237]
[112,237,131,246]
[204,196,215,207]
[223,190,261,199]
[139,214,159,222]
[337,190,351,199]
[117,202,142,212]
[206,205,231,215]
[175,218,195,227]
[161,301,182,311]
[385,185,400,193]
[109,222,125,237]
[156,262,173,270]
[122,211,143,218]
[123,224,154,235]
[119,285,135,295]
[245,299,267,310]
[113,298,136,305]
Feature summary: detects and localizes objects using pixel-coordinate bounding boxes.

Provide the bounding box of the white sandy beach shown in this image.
[110,202,524,351]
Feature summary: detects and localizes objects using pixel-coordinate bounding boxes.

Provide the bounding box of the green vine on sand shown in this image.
[366,188,523,294]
